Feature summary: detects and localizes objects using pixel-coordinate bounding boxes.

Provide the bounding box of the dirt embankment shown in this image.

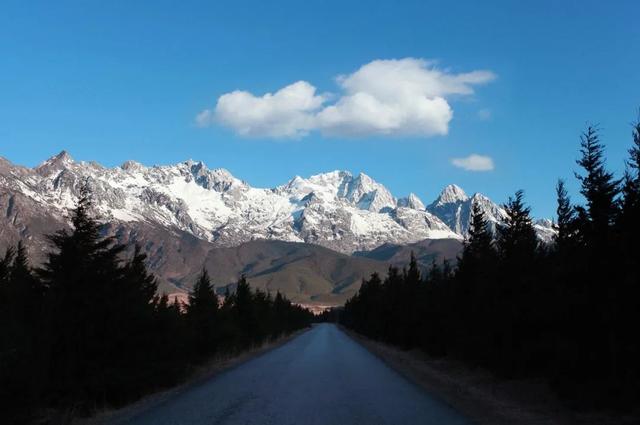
[344,328,639,425]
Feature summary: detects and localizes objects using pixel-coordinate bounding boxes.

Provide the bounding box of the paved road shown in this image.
[113,324,471,425]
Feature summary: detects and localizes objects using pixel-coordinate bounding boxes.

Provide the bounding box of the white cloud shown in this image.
[451,154,495,171]
[199,81,327,138]
[198,58,496,139]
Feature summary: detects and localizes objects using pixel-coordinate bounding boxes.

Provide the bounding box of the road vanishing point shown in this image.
[110,323,471,425]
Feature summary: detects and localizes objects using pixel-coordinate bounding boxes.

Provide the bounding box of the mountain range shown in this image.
[0,151,555,305]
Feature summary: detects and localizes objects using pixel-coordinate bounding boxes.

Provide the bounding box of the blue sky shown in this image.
[1,0,639,217]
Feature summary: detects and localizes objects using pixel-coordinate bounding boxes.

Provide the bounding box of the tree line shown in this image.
[341,120,640,409]
[0,191,313,424]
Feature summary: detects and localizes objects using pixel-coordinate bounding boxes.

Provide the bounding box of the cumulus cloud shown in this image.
[198,58,496,139]
[197,81,327,138]
[451,154,495,171]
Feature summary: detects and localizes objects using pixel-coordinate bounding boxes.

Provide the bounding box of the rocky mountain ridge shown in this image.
[0,151,555,304]
[0,151,554,254]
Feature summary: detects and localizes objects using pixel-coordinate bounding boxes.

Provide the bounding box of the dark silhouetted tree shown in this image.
[187,268,219,357]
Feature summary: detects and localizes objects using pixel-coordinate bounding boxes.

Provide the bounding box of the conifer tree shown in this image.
[0,243,45,421]
[619,118,640,241]
[187,268,219,356]
[497,190,538,261]
[554,179,576,250]
[233,275,257,343]
[461,202,495,268]
[39,185,127,407]
[574,126,620,243]
[405,252,420,285]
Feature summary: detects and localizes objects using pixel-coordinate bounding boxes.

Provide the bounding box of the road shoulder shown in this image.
[75,327,312,425]
[341,327,638,425]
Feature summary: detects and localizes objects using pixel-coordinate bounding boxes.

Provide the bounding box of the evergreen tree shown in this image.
[405,252,420,285]
[233,275,257,344]
[456,203,498,366]
[460,202,495,269]
[497,190,538,261]
[38,186,127,408]
[554,179,576,250]
[341,112,640,408]
[574,126,620,243]
[152,293,188,383]
[619,118,640,241]
[0,243,45,422]
[0,247,13,282]
[187,268,219,357]
[0,187,313,420]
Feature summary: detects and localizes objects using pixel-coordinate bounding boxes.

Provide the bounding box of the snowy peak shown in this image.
[1,152,555,254]
[120,160,144,172]
[433,184,469,206]
[426,185,505,236]
[36,150,75,175]
[181,161,244,192]
[282,170,396,212]
[117,159,245,193]
[426,185,555,242]
[346,172,396,212]
[50,150,74,165]
[2,154,462,254]
[397,193,425,210]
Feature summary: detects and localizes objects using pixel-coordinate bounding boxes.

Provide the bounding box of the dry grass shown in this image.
[343,328,639,425]
[71,327,312,425]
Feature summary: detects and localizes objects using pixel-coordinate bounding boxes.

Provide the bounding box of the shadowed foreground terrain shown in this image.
[106,324,471,425]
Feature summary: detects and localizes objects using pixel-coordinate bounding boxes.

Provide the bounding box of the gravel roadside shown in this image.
[342,327,639,425]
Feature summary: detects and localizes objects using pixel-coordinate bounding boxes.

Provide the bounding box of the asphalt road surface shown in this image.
[112,323,472,425]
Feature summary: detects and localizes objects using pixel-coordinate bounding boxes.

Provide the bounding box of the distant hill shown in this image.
[354,238,463,272]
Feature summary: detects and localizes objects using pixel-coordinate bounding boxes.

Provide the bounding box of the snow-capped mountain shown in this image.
[1,152,462,254]
[426,184,506,235]
[0,152,556,303]
[1,151,556,258]
[426,184,555,243]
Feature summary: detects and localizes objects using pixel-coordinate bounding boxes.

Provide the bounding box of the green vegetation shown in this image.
[0,189,313,424]
[341,120,640,409]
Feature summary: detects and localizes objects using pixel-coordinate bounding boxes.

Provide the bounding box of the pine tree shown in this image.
[0,243,45,422]
[38,185,127,407]
[497,190,538,261]
[461,202,495,266]
[613,117,640,398]
[187,268,219,357]
[574,126,620,243]
[6,242,44,327]
[495,190,539,375]
[233,275,257,344]
[455,203,498,366]
[122,245,158,305]
[405,252,420,285]
[273,291,289,336]
[0,248,15,308]
[554,179,576,250]
[619,118,640,241]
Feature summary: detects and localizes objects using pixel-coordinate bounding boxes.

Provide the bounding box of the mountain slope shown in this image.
[2,151,460,255]
[0,152,556,305]
[106,223,390,305]
[355,238,463,272]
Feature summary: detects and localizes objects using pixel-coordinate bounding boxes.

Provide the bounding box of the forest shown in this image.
[0,193,313,424]
[340,121,640,409]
